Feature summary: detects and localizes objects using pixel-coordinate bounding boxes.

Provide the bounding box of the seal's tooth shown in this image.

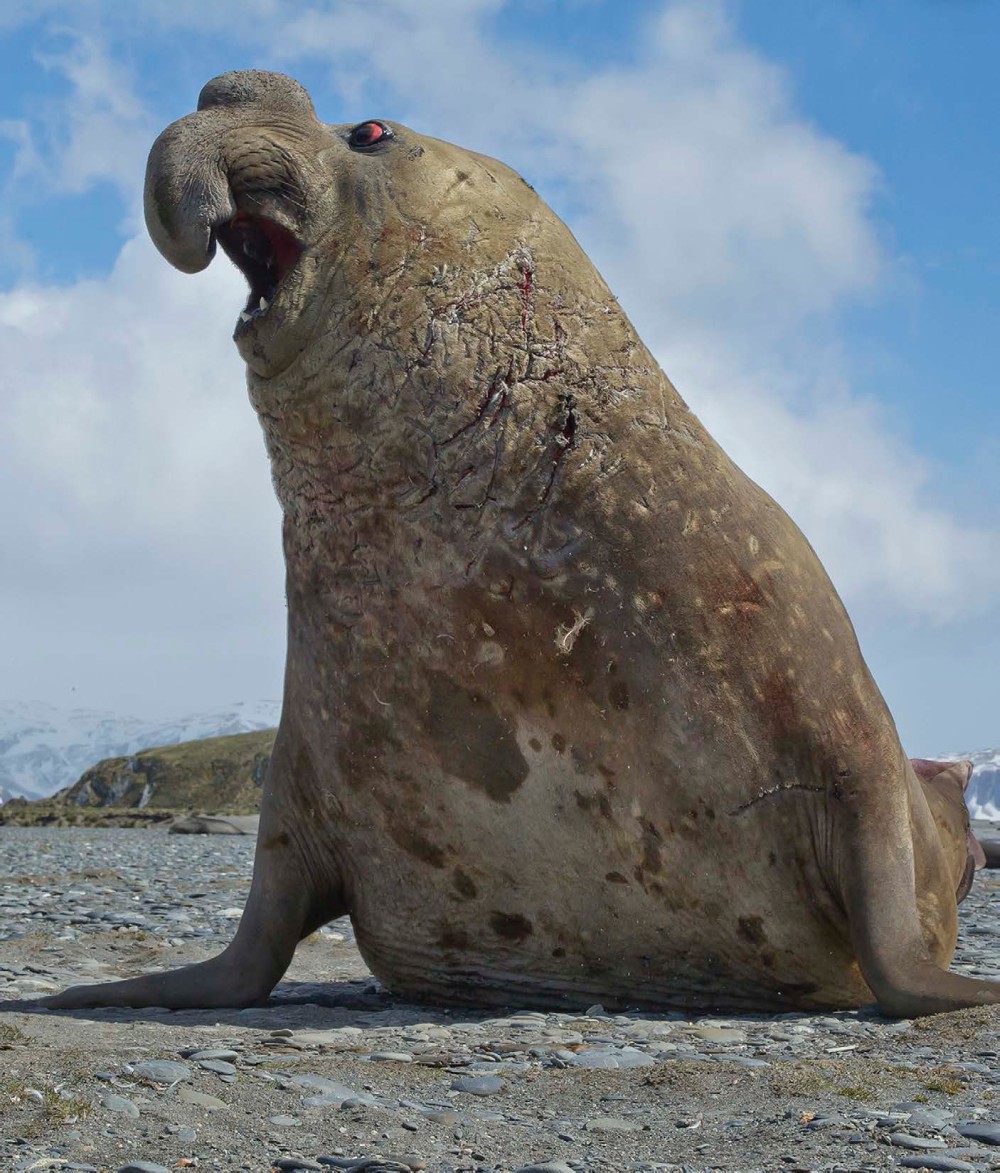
[240,310,253,323]
[259,296,270,311]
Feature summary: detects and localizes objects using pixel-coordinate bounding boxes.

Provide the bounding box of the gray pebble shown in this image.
[286,1073,365,1103]
[899,1159,977,1172]
[450,1074,505,1095]
[268,1115,302,1127]
[806,1116,848,1129]
[887,1133,948,1150]
[132,1060,191,1084]
[316,1161,419,1171]
[117,1165,172,1173]
[513,1164,578,1173]
[957,1121,1000,1146]
[273,1160,324,1171]
[421,1109,458,1126]
[567,1045,655,1069]
[175,1086,227,1109]
[102,1093,139,1117]
[198,1058,237,1075]
[690,1026,746,1044]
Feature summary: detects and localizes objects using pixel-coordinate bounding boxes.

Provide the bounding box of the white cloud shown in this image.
[0,232,284,714]
[34,33,154,206]
[5,33,150,203]
[564,4,882,340]
[663,338,1000,620]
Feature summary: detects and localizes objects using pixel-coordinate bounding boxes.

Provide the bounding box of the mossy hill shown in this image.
[0,729,275,827]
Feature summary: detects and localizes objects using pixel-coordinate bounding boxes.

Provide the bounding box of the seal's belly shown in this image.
[337,755,868,1012]
[295,571,877,1012]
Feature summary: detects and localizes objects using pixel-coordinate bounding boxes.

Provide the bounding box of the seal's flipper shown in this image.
[41,730,346,1010]
[844,790,999,1017]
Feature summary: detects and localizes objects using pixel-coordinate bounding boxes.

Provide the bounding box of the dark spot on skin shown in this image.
[609,681,629,711]
[768,850,778,866]
[455,170,470,183]
[598,794,613,819]
[263,830,290,850]
[760,949,776,969]
[703,901,722,921]
[427,671,529,802]
[574,790,595,812]
[528,737,542,752]
[489,912,533,941]
[737,915,768,946]
[605,871,629,884]
[597,763,616,781]
[453,868,477,900]
[337,714,395,790]
[551,946,566,958]
[641,821,663,874]
[758,668,846,785]
[551,733,566,753]
[438,926,469,950]
[388,825,447,869]
[704,806,715,821]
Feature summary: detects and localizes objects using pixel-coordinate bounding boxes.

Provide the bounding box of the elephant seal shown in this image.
[45,71,997,1017]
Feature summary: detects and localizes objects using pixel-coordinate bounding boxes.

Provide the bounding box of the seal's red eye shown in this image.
[349,121,391,150]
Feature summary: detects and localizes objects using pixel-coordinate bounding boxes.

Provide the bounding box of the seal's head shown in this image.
[145,69,543,380]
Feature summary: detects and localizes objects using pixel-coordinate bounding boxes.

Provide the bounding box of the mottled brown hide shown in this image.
[40,71,996,1017]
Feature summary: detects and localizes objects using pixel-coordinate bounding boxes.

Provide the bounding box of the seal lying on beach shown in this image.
[46,71,995,1017]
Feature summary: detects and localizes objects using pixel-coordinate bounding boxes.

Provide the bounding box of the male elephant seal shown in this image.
[45,71,995,1017]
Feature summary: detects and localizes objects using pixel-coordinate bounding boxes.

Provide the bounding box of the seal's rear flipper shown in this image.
[845,822,1000,1017]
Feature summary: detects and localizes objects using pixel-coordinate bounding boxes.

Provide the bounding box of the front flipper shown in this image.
[40,728,345,1010]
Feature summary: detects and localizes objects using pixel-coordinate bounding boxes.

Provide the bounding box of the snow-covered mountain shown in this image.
[0,700,281,801]
[951,748,1000,821]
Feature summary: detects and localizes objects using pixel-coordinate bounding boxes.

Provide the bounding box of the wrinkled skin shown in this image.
[44,72,996,1017]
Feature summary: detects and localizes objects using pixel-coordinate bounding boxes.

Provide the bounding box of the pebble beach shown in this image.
[2,826,999,1173]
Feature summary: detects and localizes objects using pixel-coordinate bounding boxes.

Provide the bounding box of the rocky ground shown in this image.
[1,827,999,1173]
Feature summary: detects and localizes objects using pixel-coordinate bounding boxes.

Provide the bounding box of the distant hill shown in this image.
[56,728,276,812]
[0,700,280,801]
[0,728,276,826]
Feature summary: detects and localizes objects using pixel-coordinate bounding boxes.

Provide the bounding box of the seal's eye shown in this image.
[349,121,392,151]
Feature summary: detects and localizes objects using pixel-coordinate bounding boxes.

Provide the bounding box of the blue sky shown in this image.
[0,0,996,753]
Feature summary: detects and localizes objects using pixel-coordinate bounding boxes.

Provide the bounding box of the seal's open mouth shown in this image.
[215,211,302,330]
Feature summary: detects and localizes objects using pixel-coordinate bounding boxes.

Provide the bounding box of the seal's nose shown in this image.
[197,70,316,118]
